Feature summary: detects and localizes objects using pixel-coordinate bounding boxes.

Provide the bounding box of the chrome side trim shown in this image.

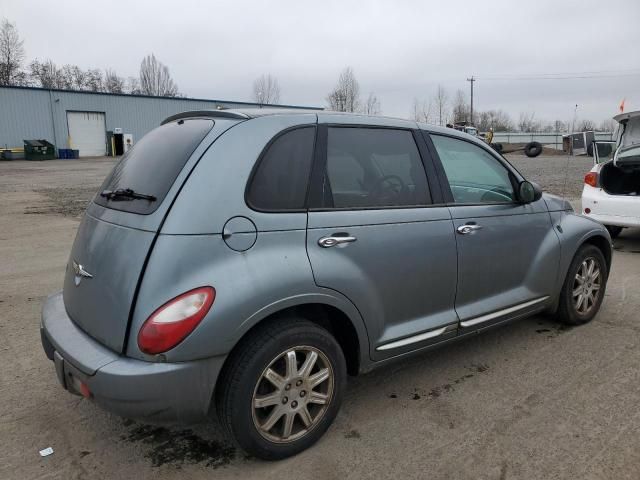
[376,324,455,351]
[460,296,549,328]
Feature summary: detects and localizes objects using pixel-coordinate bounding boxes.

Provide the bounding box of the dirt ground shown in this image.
[1,155,639,480]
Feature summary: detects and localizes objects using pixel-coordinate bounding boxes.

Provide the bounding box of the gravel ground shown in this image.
[1,155,639,480]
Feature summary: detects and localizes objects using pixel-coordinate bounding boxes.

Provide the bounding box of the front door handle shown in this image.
[318,234,357,248]
[457,224,483,235]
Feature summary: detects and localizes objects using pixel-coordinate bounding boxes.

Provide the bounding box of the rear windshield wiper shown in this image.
[100,188,157,202]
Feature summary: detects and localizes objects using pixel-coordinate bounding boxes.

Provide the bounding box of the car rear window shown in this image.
[94,119,214,214]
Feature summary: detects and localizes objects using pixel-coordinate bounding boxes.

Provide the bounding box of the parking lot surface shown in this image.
[1,155,639,479]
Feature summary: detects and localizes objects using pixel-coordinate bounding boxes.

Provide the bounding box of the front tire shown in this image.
[555,245,608,325]
[216,318,346,460]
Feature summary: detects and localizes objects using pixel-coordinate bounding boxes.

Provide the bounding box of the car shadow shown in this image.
[612,227,640,253]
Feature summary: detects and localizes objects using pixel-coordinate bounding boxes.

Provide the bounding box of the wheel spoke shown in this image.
[285,351,298,379]
[254,392,281,409]
[592,283,600,291]
[308,390,329,405]
[309,368,330,388]
[591,268,600,282]
[282,412,295,439]
[261,406,284,432]
[298,351,318,379]
[264,368,286,389]
[572,286,583,297]
[298,405,313,428]
[575,294,585,312]
[587,259,595,277]
[575,273,585,285]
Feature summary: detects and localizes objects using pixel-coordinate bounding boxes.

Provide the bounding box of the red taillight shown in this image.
[584,172,598,188]
[138,287,215,354]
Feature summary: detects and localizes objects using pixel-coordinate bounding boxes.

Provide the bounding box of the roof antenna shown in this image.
[561,104,579,208]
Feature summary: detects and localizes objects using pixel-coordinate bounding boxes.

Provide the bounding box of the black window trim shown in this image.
[423,130,527,208]
[307,123,444,212]
[244,124,318,213]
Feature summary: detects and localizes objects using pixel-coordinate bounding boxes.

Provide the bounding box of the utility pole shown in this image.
[466,76,475,124]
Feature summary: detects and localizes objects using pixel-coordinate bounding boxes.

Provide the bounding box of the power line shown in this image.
[479,69,640,81]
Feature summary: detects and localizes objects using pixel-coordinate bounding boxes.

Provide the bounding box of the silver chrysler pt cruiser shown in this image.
[41,109,611,459]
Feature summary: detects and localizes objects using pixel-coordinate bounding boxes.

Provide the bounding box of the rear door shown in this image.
[426,133,559,330]
[306,124,458,360]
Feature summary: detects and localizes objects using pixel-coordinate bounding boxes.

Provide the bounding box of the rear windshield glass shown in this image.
[94,119,213,214]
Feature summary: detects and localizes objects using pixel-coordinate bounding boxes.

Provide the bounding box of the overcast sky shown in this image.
[3,0,639,126]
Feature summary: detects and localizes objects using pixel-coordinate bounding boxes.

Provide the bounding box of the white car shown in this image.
[582,110,640,238]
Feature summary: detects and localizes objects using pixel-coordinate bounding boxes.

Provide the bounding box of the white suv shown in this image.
[582,110,640,238]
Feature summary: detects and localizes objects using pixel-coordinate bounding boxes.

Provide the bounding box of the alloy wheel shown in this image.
[572,257,602,315]
[251,346,334,443]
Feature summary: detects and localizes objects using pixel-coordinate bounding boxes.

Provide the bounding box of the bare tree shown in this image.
[433,85,448,126]
[29,59,66,89]
[518,112,541,132]
[104,69,124,93]
[553,119,566,133]
[126,76,141,94]
[252,73,281,105]
[598,119,615,132]
[326,67,361,112]
[139,54,178,97]
[363,92,381,115]
[576,119,596,132]
[451,89,469,123]
[0,18,26,86]
[411,97,433,123]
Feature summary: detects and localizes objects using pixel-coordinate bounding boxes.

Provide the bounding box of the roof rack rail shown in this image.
[161,110,250,125]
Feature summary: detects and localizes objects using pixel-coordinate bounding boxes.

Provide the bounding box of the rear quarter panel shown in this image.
[127,114,370,363]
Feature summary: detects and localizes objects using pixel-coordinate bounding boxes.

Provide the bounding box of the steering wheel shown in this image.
[369,175,406,203]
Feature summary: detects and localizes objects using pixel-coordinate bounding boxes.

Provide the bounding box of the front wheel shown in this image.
[216,318,346,460]
[555,245,608,325]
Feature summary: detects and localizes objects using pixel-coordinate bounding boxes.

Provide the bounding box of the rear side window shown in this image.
[247,127,316,211]
[323,127,430,209]
[95,119,213,214]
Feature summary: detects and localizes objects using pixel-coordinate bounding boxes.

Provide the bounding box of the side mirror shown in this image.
[518,181,542,203]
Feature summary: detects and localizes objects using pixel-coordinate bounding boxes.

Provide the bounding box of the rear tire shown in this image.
[555,245,608,325]
[605,225,623,239]
[216,317,346,460]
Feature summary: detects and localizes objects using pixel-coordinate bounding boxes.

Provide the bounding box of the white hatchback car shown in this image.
[582,110,640,238]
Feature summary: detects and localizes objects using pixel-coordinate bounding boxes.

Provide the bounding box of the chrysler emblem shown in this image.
[72,260,93,285]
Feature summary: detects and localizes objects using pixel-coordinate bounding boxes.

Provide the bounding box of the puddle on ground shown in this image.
[122,423,236,468]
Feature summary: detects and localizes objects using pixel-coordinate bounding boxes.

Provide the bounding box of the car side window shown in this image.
[247,127,316,211]
[324,128,430,209]
[430,134,515,204]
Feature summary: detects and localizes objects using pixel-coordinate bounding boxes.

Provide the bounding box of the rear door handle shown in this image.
[457,224,483,235]
[318,234,357,248]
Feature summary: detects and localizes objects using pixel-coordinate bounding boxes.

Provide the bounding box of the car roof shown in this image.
[160,108,483,142]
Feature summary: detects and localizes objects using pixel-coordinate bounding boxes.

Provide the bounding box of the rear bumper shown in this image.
[582,186,640,228]
[41,291,225,423]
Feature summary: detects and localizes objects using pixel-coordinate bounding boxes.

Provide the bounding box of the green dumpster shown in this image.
[24,140,56,160]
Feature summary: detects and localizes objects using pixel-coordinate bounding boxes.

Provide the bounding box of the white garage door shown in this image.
[67,112,106,157]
